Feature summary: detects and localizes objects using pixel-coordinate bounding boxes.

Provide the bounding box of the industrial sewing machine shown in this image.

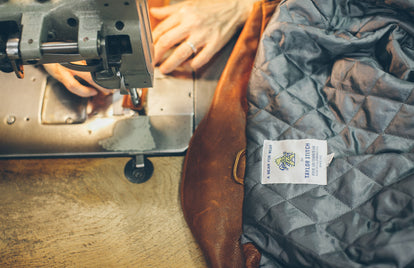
[0,0,212,182]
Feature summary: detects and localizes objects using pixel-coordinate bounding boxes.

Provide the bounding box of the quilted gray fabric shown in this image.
[242,0,414,267]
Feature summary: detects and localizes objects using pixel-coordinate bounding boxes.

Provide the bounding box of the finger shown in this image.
[58,69,98,97]
[43,64,98,97]
[158,41,196,74]
[149,3,182,20]
[71,70,114,95]
[64,80,99,97]
[154,26,189,64]
[190,43,220,70]
[177,59,194,72]
[152,14,180,43]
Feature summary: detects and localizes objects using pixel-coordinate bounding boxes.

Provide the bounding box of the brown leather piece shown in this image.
[121,88,148,111]
[243,242,262,268]
[180,1,278,267]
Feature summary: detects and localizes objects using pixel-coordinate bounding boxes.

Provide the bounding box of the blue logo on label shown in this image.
[275,152,296,171]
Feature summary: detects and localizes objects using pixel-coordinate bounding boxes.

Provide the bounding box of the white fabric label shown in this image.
[261,139,328,185]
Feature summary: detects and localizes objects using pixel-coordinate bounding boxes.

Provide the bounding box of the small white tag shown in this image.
[261,139,328,185]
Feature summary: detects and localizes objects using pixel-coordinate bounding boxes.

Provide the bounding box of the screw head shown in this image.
[6,115,16,125]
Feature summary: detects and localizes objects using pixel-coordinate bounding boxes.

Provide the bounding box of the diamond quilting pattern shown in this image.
[258,200,315,235]
[289,187,352,222]
[385,104,414,139]
[243,0,414,266]
[324,86,366,125]
[356,154,414,186]
[351,96,403,134]
[329,59,381,96]
[325,164,383,209]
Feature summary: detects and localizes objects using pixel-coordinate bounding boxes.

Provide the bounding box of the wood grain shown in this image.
[0,156,206,267]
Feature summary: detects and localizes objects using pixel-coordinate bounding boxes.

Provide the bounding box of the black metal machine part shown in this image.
[124,155,154,184]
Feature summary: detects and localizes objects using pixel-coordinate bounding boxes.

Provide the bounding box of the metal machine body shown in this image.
[0,0,210,182]
[0,0,154,98]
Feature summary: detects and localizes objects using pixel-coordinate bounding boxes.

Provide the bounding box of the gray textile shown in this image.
[242,0,414,267]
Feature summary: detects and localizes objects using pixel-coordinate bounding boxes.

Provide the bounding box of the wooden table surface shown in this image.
[0,156,206,267]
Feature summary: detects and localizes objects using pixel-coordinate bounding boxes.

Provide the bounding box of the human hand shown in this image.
[43,63,114,97]
[150,0,256,74]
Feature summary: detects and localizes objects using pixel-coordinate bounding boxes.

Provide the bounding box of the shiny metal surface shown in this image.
[0,0,233,158]
[5,37,23,78]
[40,42,79,54]
[41,78,88,125]
[0,66,196,157]
[0,0,154,97]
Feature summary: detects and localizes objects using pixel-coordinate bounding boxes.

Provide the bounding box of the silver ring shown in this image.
[186,41,197,54]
